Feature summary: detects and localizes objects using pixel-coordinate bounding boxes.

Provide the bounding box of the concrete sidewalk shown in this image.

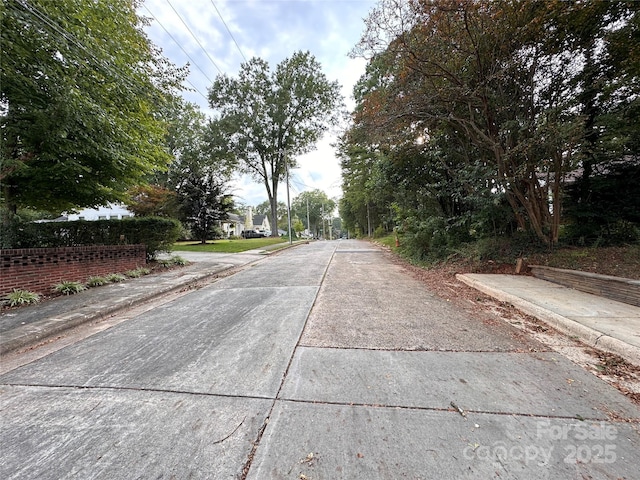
[2,246,638,369]
[458,273,640,367]
[0,249,271,356]
[2,240,639,479]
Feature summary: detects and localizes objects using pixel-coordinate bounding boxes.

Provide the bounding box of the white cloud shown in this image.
[140,0,376,206]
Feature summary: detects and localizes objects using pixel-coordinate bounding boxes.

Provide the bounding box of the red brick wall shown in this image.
[1,245,146,296]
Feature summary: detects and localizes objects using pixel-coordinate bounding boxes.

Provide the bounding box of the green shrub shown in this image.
[106,273,127,283]
[156,258,174,268]
[373,225,387,239]
[157,256,189,268]
[125,267,151,278]
[53,281,86,295]
[169,255,188,266]
[86,276,109,287]
[1,216,182,259]
[4,289,41,307]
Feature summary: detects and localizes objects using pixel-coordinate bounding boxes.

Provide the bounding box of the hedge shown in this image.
[1,216,181,259]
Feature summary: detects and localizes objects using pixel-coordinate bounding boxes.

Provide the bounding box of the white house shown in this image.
[65,203,134,221]
[240,207,272,235]
[220,213,245,238]
[251,214,271,234]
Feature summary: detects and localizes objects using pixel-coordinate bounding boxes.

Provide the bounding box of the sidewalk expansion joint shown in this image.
[0,382,274,402]
[240,241,340,480]
[4,382,632,424]
[273,397,626,422]
[296,344,553,354]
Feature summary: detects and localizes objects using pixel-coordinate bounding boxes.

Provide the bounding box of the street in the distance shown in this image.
[1,240,639,479]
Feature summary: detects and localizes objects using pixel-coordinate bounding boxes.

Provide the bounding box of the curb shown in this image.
[0,264,237,356]
[456,273,640,368]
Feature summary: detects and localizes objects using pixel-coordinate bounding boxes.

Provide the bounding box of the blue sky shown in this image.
[139,0,377,207]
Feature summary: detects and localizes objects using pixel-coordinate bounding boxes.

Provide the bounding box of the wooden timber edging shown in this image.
[529,265,640,307]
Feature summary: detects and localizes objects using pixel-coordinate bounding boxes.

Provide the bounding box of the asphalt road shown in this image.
[1,239,639,479]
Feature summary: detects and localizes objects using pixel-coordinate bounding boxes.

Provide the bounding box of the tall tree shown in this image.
[0,0,185,214]
[177,167,233,244]
[157,98,234,242]
[349,0,634,246]
[208,51,343,236]
[291,189,335,237]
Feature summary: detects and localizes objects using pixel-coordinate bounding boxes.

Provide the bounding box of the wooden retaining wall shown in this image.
[1,245,146,296]
[529,265,640,307]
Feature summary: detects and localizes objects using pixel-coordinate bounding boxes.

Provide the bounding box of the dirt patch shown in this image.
[525,245,640,280]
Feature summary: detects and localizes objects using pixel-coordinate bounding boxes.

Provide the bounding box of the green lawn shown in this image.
[173,238,291,253]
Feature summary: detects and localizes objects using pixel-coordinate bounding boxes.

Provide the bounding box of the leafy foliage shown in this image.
[1,0,185,213]
[105,273,127,283]
[140,98,234,244]
[341,0,639,255]
[291,189,336,237]
[4,289,41,307]
[168,255,188,266]
[86,276,109,287]
[155,255,188,268]
[126,185,178,218]
[563,162,640,245]
[124,268,149,278]
[2,216,181,259]
[176,168,233,244]
[53,281,86,295]
[208,51,343,236]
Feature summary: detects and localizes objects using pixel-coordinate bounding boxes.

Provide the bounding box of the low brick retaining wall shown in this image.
[1,245,146,296]
[529,265,640,307]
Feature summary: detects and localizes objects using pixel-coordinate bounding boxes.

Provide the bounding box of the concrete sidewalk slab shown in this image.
[215,247,333,289]
[0,384,270,480]
[300,247,541,352]
[0,246,282,356]
[1,285,318,399]
[280,347,640,420]
[458,274,640,366]
[0,261,238,355]
[247,401,640,480]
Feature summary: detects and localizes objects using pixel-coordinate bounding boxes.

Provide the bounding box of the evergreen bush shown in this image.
[0,216,181,259]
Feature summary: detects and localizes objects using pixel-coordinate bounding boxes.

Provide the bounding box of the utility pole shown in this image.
[322,204,326,239]
[285,150,292,245]
[306,197,310,239]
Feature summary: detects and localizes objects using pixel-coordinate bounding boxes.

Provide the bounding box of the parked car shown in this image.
[241,230,265,238]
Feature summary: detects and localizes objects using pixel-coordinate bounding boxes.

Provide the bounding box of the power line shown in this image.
[184,79,209,102]
[11,0,148,97]
[290,173,318,191]
[143,5,217,85]
[210,0,247,63]
[12,1,211,107]
[166,0,224,75]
